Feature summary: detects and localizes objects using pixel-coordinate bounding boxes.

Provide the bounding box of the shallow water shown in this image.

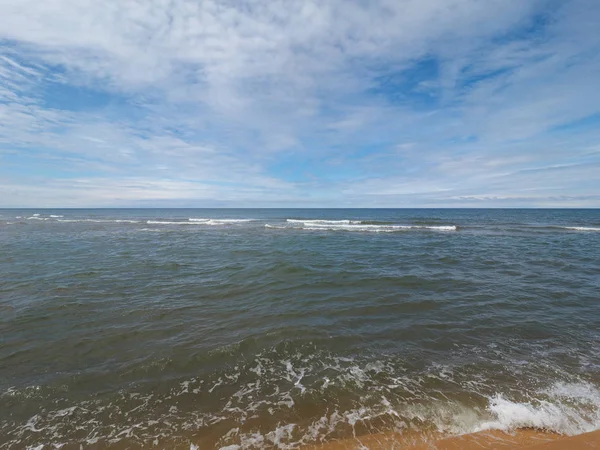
[1,209,599,449]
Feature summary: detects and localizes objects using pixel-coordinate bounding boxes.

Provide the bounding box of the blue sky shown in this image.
[1,0,599,207]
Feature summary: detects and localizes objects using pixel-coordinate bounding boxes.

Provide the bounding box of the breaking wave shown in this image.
[3,344,599,449]
[269,220,457,232]
[147,219,256,225]
[147,220,208,225]
[57,219,140,223]
[7,214,600,235]
[563,226,600,232]
[286,219,362,225]
[189,218,255,223]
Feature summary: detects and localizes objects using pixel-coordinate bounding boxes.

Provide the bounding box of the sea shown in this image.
[1,209,599,449]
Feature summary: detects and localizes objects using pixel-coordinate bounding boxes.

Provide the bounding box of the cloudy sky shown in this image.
[1,0,599,207]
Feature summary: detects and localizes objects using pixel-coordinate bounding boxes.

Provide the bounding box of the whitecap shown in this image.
[286,219,362,224]
[148,220,223,225]
[564,226,600,232]
[270,223,457,232]
[474,382,600,436]
[147,220,197,225]
[147,219,253,226]
[57,219,139,223]
[189,218,254,223]
[302,224,403,232]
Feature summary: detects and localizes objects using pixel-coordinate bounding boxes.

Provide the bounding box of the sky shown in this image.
[1,0,599,208]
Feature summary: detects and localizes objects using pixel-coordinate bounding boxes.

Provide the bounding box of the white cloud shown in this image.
[0,0,599,206]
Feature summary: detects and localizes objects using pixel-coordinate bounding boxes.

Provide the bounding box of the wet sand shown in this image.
[302,429,600,449]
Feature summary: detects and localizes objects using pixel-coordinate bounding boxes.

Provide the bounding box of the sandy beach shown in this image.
[301,429,600,449]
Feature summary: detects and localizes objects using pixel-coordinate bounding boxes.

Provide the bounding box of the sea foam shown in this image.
[270,220,457,232]
[564,226,600,232]
[147,221,199,225]
[475,387,600,435]
[57,219,140,223]
[189,218,254,223]
[147,219,254,225]
[286,219,362,225]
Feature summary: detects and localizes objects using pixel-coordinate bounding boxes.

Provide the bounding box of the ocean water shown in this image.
[1,209,599,449]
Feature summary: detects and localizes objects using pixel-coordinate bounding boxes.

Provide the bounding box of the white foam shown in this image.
[57,219,139,223]
[49,215,63,218]
[476,396,586,435]
[269,223,457,232]
[422,225,457,231]
[189,218,254,223]
[303,224,392,231]
[146,221,197,225]
[547,381,600,403]
[148,220,218,226]
[474,382,600,436]
[565,226,600,232]
[147,219,253,226]
[287,219,362,225]
[6,348,599,449]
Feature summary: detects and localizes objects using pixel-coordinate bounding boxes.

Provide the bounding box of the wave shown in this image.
[147,220,200,225]
[269,223,457,232]
[302,224,411,232]
[563,226,600,232]
[3,342,599,449]
[57,219,140,223]
[147,219,255,226]
[505,225,600,233]
[286,219,362,225]
[21,216,138,223]
[475,382,600,435]
[189,218,255,224]
[421,225,457,231]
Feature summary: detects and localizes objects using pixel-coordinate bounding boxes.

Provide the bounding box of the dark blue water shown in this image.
[1,209,599,449]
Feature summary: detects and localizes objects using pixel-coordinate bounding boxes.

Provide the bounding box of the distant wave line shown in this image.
[268,223,457,232]
[188,218,255,223]
[286,219,362,224]
[563,226,600,232]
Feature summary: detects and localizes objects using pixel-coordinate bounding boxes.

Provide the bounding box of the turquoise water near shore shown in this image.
[1,209,599,449]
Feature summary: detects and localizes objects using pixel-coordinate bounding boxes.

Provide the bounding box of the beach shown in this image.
[303,429,600,449]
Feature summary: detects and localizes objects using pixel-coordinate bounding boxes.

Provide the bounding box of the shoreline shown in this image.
[301,428,600,449]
